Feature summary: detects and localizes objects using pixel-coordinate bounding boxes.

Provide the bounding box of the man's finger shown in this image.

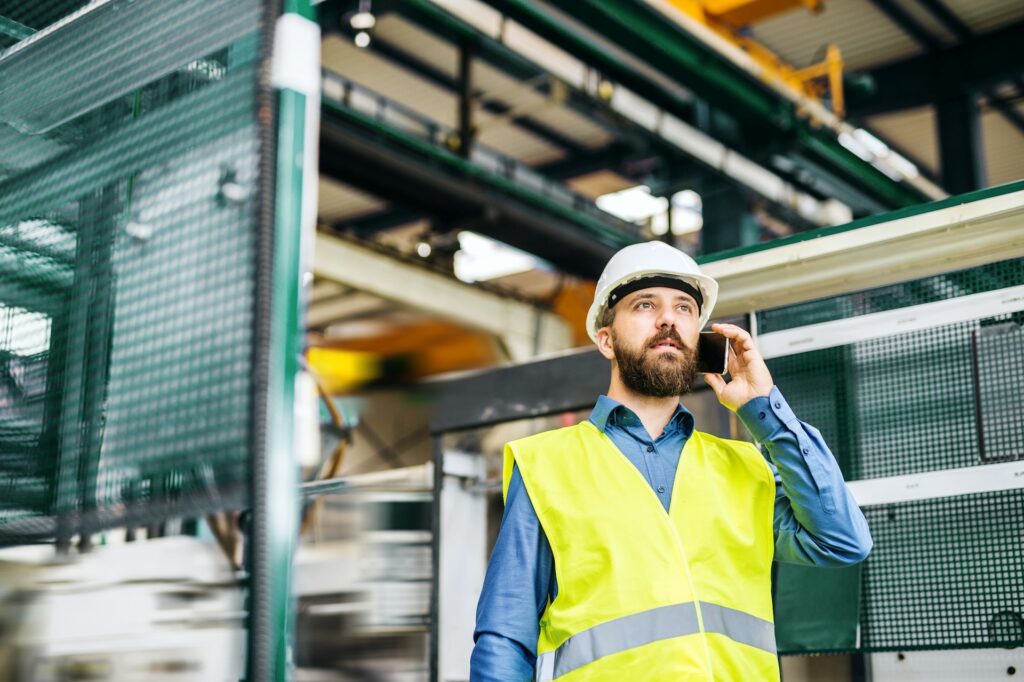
[713,323,756,352]
[703,373,726,395]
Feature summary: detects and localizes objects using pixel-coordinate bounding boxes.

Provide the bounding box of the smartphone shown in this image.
[696,331,729,375]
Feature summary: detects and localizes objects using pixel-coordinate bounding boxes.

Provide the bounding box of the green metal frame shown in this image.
[0,14,34,42]
[246,1,312,679]
[321,95,640,251]
[699,178,1024,265]
[480,0,926,210]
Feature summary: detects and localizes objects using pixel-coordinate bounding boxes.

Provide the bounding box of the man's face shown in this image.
[605,287,701,397]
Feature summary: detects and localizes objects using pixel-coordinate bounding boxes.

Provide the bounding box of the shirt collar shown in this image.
[589,395,695,437]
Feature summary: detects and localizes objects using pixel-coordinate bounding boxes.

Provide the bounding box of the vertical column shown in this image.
[457,43,474,158]
[248,0,319,680]
[438,450,489,681]
[936,92,985,195]
[699,176,760,254]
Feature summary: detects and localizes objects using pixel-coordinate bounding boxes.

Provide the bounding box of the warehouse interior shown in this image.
[0,0,1023,680]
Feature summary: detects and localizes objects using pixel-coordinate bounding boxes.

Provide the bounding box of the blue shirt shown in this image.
[470,386,872,681]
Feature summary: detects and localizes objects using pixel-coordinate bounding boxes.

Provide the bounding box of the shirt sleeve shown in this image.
[737,386,873,566]
[470,464,554,681]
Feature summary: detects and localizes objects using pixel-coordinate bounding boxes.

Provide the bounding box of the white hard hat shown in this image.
[586,241,719,343]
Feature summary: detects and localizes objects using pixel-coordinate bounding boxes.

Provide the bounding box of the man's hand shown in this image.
[703,322,774,412]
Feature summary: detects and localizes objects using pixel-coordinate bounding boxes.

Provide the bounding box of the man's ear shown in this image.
[595,326,615,361]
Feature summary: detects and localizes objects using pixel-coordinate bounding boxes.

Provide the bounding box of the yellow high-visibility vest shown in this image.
[504,421,779,681]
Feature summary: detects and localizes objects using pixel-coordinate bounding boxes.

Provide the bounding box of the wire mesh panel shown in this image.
[757,259,1024,334]
[0,0,268,542]
[766,258,1024,653]
[860,491,1024,651]
[762,261,1024,481]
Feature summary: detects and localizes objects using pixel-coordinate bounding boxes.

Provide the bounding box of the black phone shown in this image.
[696,331,729,375]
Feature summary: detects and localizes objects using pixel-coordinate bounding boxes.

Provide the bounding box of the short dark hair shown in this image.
[598,304,617,330]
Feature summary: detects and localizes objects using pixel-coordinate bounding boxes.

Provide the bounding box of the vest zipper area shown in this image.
[579,422,716,678]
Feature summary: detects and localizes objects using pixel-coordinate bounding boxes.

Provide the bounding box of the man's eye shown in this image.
[637,301,653,309]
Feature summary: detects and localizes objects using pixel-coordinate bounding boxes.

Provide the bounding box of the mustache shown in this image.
[646,328,686,349]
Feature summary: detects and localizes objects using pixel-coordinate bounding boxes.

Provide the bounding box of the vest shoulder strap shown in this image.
[503,423,587,500]
[691,429,775,485]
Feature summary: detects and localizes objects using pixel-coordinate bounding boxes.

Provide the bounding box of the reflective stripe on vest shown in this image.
[534,601,776,681]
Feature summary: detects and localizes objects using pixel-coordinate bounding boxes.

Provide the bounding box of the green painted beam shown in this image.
[389,0,843,225]
[0,14,34,42]
[698,178,1024,265]
[847,18,1024,116]
[482,0,925,209]
[321,95,641,251]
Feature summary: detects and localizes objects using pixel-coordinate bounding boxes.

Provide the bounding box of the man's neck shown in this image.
[606,380,680,440]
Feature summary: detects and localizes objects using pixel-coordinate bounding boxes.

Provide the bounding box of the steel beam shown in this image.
[313,232,571,359]
[865,0,943,51]
[846,18,1024,116]
[483,0,925,208]
[906,0,1024,137]
[333,204,423,235]
[937,92,985,193]
[536,141,638,181]
[456,42,473,158]
[368,37,587,155]
[385,0,862,228]
[0,14,33,42]
[428,347,609,433]
[248,1,318,680]
[700,182,1024,316]
[863,0,1015,188]
[319,97,640,277]
[911,0,971,41]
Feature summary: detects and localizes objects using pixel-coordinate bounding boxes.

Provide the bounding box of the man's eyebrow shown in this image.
[627,292,696,303]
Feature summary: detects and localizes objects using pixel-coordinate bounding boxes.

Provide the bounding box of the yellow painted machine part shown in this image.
[307,346,381,394]
[701,0,821,27]
[309,321,501,392]
[666,0,845,116]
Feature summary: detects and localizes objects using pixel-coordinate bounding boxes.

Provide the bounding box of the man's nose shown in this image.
[656,307,680,329]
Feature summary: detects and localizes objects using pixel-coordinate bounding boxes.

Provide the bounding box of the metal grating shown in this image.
[757,258,1024,333]
[766,315,1024,480]
[0,0,267,542]
[767,260,1024,654]
[860,490,1024,651]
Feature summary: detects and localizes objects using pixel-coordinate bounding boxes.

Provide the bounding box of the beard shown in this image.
[611,326,698,398]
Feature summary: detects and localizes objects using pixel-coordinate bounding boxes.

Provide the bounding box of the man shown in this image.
[471,241,872,681]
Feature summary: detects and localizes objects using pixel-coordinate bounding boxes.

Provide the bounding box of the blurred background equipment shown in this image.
[0,0,316,679]
[0,537,245,681]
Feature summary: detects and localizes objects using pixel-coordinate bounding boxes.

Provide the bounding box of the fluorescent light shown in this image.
[672,189,702,210]
[454,231,543,282]
[596,185,668,223]
[670,209,702,235]
[887,152,920,180]
[852,128,889,158]
[350,11,376,30]
[838,132,873,163]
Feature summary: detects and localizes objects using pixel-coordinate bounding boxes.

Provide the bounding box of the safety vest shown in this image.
[504,420,778,681]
